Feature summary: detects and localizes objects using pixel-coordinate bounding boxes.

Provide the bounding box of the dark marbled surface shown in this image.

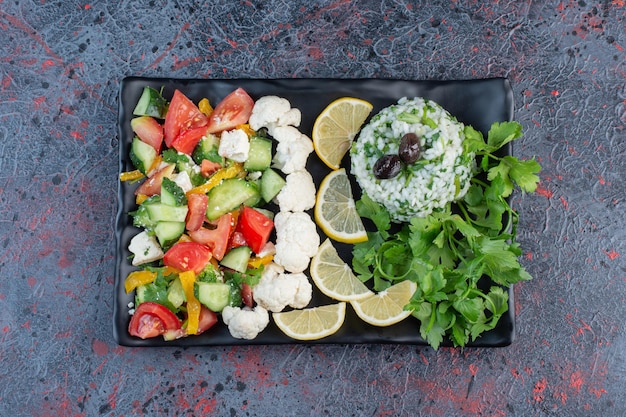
[1,1,625,416]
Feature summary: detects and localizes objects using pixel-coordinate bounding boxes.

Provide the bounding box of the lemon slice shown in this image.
[314,168,367,243]
[350,280,417,327]
[312,97,373,170]
[310,239,373,301]
[273,302,346,341]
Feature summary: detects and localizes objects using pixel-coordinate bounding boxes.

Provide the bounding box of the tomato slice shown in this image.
[237,206,274,254]
[134,164,175,196]
[228,230,248,250]
[200,159,222,177]
[128,302,182,339]
[163,242,212,274]
[170,125,208,155]
[196,305,218,334]
[131,116,164,153]
[206,88,254,134]
[188,212,233,261]
[186,193,208,232]
[164,89,208,147]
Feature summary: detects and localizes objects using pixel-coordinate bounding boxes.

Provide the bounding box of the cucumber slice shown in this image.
[196,282,231,312]
[192,133,223,164]
[154,221,185,248]
[161,178,187,207]
[133,86,167,118]
[220,246,251,273]
[244,136,273,172]
[167,277,186,309]
[129,136,157,175]
[145,203,188,222]
[260,168,286,202]
[206,179,261,220]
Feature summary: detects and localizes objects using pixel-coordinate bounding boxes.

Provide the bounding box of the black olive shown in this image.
[373,154,402,179]
[399,133,421,164]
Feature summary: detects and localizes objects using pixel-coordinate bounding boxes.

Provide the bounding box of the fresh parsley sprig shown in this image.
[352,121,540,349]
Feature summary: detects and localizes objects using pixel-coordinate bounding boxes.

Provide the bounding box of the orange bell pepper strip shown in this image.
[124,270,157,294]
[179,270,201,335]
[119,170,145,182]
[186,162,244,196]
[236,123,256,137]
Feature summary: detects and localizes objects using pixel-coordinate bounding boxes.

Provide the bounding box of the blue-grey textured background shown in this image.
[0,1,625,416]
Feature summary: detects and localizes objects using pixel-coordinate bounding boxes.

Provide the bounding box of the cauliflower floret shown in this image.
[253,266,313,312]
[128,231,164,266]
[269,126,314,174]
[273,211,320,273]
[249,96,302,130]
[221,305,270,340]
[218,129,250,162]
[275,170,316,212]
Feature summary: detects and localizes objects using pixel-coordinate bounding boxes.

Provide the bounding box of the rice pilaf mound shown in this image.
[350,97,475,223]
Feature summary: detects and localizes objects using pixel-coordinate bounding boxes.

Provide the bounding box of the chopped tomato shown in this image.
[196,306,218,334]
[206,88,254,134]
[186,193,208,232]
[163,242,212,274]
[237,206,274,254]
[188,213,233,261]
[164,89,208,147]
[134,164,175,196]
[131,116,164,153]
[170,125,208,155]
[200,159,222,177]
[241,283,254,308]
[228,230,248,250]
[128,302,182,339]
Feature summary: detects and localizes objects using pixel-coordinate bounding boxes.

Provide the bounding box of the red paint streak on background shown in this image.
[140,22,191,74]
[535,183,553,198]
[533,377,547,402]
[0,10,63,64]
[603,249,619,260]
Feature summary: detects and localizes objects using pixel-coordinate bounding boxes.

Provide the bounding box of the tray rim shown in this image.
[114,76,516,348]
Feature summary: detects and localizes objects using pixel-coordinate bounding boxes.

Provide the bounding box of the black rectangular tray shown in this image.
[114,77,515,347]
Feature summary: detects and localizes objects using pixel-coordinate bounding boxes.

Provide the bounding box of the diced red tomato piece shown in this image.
[200,159,223,177]
[131,116,164,153]
[237,206,274,254]
[228,230,248,250]
[134,164,175,196]
[188,213,233,261]
[170,125,208,155]
[195,306,218,334]
[163,242,212,274]
[186,193,208,232]
[206,88,254,134]
[241,283,254,308]
[164,89,208,147]
[128,302,182,339]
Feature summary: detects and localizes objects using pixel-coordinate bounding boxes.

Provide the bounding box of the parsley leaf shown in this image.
[353,121,540,349]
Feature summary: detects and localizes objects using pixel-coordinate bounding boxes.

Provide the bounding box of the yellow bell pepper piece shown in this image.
[236,123,256,137]
[119,170,145,182]
[179,270,201,335]
[135,193,149,205]
[186,162,244,196]
[124,270,157,294]
[198,98,213,116]
[248,254,274,269]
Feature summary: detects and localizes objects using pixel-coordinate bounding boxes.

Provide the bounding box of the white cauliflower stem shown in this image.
[269,125,314,174]
[253,263,313,312]
[275,170,316,212]
[273,211,320,273]
[221,305,270,340]
[249,96,302,130]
